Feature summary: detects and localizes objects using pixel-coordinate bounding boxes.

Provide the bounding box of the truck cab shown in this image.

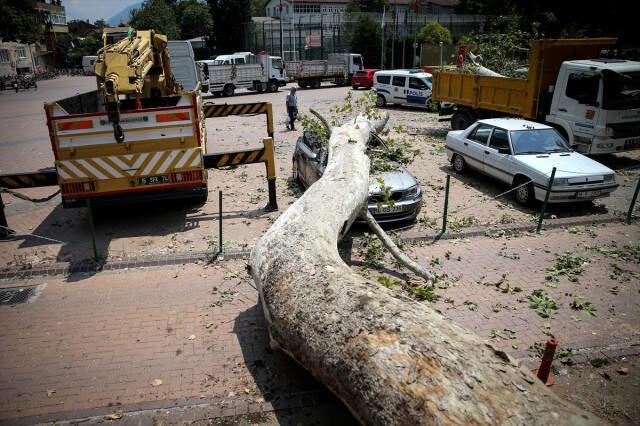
[546,59,640,154]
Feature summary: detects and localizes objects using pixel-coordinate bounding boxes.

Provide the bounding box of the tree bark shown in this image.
[249,115,604,425]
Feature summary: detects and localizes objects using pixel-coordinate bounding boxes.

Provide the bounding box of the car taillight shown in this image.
[62,181,95,194]
[171,170,203,183]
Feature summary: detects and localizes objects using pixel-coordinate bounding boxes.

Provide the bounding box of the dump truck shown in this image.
[198,54,285,96]
[432,38,640,155]
[285,53,363,89]
[45,30,208,208]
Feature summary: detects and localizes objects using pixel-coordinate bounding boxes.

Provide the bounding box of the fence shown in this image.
[242,13,500,68]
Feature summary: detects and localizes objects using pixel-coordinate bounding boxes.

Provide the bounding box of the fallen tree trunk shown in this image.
[249,115,603,425]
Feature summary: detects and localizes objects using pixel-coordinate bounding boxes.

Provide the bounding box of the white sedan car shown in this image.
[445,118,619,205]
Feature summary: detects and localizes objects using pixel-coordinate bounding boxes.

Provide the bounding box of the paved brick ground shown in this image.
[0,223,638,424]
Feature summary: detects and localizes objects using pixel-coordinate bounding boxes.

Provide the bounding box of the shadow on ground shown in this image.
[233,304,357,425]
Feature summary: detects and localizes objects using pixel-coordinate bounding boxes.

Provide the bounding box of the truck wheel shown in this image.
[312,79,321,89]
[376,94,387,107]
[336,77,345,86]
[452,154,467,173]
[268,81,278,92]
[513,177,535,206]
[255,82,264,92]
[451,111,473,130]
[299,80,308,89]
[223,84,235,97]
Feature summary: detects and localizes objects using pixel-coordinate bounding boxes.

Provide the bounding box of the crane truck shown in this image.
[45,29,209,207]
[432,38,640,155]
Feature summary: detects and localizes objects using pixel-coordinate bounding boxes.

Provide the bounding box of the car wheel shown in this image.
[452,154,466,173]
[513,177,535,206]
[352,84,358,90]
[376,94,386,107]
[451,111,473,130]
[222,84,235,97]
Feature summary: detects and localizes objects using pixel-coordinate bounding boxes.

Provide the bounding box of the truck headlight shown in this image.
[404,185,420,198]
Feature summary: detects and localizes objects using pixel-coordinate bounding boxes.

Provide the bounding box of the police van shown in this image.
[373,69,432,108]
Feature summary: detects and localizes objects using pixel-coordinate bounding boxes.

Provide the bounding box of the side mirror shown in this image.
[498,148,511,155]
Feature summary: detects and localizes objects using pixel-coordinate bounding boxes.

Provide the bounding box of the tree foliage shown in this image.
[176,0,212,39]
[0,0,39,43]
[129,0,180,39]
[417,21,452,44]
[206,0,251,54]
[350,15,381,68]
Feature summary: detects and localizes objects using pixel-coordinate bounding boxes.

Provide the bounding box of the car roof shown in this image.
[374,69,432,78]
[477,118,553,131]
[565,59,640,73]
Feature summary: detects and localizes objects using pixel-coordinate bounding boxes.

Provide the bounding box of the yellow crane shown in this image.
[94,29,182,142]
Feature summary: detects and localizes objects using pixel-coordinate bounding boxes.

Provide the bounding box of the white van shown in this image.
[82,55,98,74]
[212,52,255,65]
[373,69,432,108]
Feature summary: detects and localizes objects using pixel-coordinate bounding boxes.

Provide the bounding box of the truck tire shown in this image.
[312,79,321,89]
[376,94,387,107]
[255,82,264,92]
[223,84,235,97]
[336,77,346,86]
[451,110,473,130]
[299,80,308,89]
[268,81,279,92]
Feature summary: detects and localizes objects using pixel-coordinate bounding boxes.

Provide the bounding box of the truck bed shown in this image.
[285,61,347,79]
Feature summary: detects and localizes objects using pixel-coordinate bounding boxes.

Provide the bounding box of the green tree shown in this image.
[206,0,251,54]
[0,0,39,43]
[347,0,388,12]
[417,21,452,44]
[176,0,212,39]
[350,15,380,68]
[129,0,180,39]
[68,33,101,66]
[94,19,107,29]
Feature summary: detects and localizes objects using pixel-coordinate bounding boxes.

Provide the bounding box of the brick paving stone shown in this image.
[0,223,638,423]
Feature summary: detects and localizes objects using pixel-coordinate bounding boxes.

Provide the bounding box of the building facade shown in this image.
[0,0,68,75]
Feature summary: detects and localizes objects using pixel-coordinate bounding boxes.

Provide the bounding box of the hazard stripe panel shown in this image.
[202,102,269,118]
[55,148,202,181]
[0,170,58,189]
[202,149,266,169]
[57,120,93,131]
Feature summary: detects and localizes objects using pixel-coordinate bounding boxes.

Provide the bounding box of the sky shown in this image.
[62,0,141,22]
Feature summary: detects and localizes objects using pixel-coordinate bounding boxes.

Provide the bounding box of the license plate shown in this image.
[139,175,170,185]
[576,190,601,199]
[374,205,404,214]
[624,138,640,149]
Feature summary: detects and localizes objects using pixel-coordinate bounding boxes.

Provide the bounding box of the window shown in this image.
[489,128,510,152]
[376,75,390,84]
[409,77,428,90]
[352,56,362,66]
[16,47,26,59]
[392,76,406,87]
[511,129,571,155]
[294,4,321,13]
[0,49,10,63]
[566,73,599,105]
[468,124,493,145]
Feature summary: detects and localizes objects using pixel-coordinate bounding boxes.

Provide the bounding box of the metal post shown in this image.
[0,194,9,240]
[534,338,558,386]
[537,167,556,233]
[442,174,450,234]
[218,191,224,255]
[85,199,101,264]
[627,177,640,224]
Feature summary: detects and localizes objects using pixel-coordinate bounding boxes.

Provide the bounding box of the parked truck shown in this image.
[198,54,285,97]
[285,53,363,89]
[432,38,640,155]
[46,31,208,208]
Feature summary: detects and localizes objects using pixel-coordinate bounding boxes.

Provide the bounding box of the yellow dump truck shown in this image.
[433,38,640,155]
[45,33,208,208]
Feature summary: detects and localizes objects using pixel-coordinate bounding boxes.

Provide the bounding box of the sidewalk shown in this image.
[0,223,638,424]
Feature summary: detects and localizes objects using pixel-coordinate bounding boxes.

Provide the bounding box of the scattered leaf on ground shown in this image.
[150,379,163,387]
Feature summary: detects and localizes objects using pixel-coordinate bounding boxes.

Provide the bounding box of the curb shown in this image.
[0,214,628,281]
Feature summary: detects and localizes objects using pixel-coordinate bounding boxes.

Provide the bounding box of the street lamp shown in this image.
[439,41,443,70]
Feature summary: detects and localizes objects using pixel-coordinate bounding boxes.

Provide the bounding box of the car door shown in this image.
[483,127,514,184]
[554,70,601,148]
[391,75,407,104]
[406,77,431,108]
[462,123,493,171]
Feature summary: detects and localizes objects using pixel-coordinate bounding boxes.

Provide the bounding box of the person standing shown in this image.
[286,87,298,131]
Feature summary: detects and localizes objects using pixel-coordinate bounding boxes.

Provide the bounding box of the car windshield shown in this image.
[510,129,571,154]
[602,70,640,110]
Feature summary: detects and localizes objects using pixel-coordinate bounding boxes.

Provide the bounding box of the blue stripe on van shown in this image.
[376,88,390,94]
[407,94,427,105]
